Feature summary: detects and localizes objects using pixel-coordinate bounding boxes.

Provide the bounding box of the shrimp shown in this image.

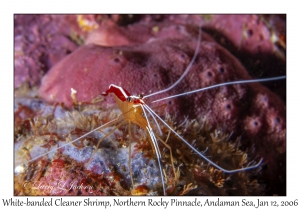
[14,18,286,196]
[98,72,284,196]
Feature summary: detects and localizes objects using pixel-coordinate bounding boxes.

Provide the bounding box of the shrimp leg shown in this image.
[85,120,127,168]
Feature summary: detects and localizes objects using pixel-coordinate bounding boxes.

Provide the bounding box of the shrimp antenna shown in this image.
[144,26,202,99]
[140,105,166,195]
[143,104,263,173]
[151,76,286,103]
[15,117,121,169]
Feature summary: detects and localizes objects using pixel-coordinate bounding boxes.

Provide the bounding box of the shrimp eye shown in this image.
[138,94,144,99]
[126,96,132,102]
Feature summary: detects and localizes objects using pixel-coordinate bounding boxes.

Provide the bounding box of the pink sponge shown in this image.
[16,15,286,195]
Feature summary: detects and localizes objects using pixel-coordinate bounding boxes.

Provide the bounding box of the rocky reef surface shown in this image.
[14,14,286,195]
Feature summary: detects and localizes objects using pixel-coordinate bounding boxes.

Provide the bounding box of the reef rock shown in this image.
[15,15,286,195]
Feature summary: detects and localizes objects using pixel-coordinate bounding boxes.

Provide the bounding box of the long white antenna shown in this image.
[143,104,163,136]
[141,105,166,195]
[144,104,263,173]
[15,117,121,167]
[144,27,202,99]
[151,76,286,103]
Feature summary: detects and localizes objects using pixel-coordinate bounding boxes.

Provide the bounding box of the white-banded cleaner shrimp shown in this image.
[14,16,286,195]
[14,75,285,196]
